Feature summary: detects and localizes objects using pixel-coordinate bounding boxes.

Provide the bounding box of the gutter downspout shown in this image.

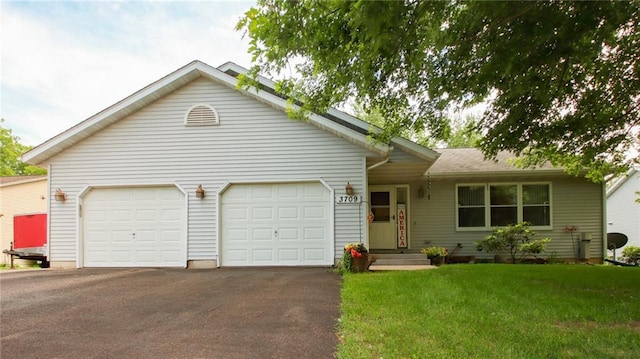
[367,148,392,172]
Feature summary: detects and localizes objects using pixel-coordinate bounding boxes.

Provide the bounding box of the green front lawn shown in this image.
[338,265,640,358]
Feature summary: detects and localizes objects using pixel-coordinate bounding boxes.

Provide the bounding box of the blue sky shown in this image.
[1,0,255,146]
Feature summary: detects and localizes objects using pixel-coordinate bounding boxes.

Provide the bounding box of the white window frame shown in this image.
[455,182,552,231]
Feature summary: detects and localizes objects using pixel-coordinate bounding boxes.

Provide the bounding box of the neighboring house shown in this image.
[607,167,640,252]
[21,61,605,268]
[0,175,47,265]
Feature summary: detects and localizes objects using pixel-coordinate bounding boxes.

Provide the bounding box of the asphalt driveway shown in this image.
[0,267,342,358]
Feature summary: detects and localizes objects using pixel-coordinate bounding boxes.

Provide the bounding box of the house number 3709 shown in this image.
[335,195,362,204]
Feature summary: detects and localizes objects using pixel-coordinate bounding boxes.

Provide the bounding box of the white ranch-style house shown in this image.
[22,61,606,268]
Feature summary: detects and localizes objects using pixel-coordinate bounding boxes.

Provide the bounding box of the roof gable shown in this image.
[23,60,405,165]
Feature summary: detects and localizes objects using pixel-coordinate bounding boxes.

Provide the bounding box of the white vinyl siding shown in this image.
[45,77,372,264]
[411,177,603,260]
[607,172,640,250]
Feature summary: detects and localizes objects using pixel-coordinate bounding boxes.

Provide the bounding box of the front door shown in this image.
[369,186,397,249]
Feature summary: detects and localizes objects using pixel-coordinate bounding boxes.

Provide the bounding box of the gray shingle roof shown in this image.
[428,148,560,176]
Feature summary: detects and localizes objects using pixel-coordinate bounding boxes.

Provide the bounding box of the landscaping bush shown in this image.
[476,222,551,263]
[621,246,640,266]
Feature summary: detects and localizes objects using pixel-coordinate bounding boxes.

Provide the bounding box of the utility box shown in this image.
[579,232,592,260]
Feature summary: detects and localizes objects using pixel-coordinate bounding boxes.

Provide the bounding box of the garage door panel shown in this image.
[112,209,132,222]
[304,206,326,219]
[278,185,299,198]
[86,250,108,264]
[303,248,326,261]
[278,207,300,219]
[83,187,185,267]
[304,227,325,240]
[112,250,133,263]
[226,249,249,262]
[227,228,249,241]
[136,209,156,222]
[279,227,299,240]
[112,230,132,242]
[161,230,181,242]
[253,249,274,261]
[252,228,272,241]
[136,230,155,242]
[221,182,331,266]
[277,249,300,261]
[253,186,275,199]
[252,207,274,220]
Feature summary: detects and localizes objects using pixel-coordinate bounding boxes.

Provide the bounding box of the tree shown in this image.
[0,119,46,176]
[237,0,640,181]
[353,102,480,148]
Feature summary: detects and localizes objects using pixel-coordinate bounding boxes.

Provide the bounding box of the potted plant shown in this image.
[421,246,447,266]
[342,243,373,272]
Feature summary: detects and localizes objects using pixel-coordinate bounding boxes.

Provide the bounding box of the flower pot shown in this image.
[430,256,445,266]
[351,254,370,272]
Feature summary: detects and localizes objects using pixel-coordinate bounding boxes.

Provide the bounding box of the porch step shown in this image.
[370,253,431,266]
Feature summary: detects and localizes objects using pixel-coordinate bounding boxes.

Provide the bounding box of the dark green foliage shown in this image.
[238,0,640,181]
[1,119,46,176]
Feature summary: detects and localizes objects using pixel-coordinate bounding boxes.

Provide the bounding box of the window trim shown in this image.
[455,182,552,231]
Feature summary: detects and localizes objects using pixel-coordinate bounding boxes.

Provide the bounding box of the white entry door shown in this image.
[83,187,186,267]
[220,182,331,266]
[369,185,397,249]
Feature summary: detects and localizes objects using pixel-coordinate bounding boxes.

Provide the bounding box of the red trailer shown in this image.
[2,213,49,268]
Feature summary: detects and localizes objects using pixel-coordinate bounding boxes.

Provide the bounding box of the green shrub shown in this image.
[476,222,551,263]
[621,246,640,265]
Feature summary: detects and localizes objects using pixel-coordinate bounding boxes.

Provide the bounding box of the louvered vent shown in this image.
[185,104,219,126]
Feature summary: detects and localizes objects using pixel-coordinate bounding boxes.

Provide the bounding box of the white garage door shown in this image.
[221,182,331,266]
[83,187,186,267]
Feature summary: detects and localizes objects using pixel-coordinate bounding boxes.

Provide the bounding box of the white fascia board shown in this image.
[0,176,47,188]
[22,61,206,165]
[391,137,440,162]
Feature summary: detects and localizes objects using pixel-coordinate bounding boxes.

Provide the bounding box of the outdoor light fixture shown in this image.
[195,185,205,199]
[54,188,67,202]
[345,182,355,196]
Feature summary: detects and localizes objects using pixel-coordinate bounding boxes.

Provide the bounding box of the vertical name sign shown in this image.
[397,204,407,248]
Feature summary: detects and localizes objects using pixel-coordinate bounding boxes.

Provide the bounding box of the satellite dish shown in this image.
[607,232,628,250]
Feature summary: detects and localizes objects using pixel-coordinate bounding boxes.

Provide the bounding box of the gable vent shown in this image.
[185,104,219,126]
